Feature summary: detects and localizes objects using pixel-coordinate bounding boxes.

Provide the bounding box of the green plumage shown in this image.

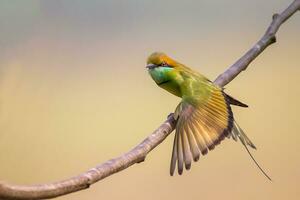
[146,52,271,180]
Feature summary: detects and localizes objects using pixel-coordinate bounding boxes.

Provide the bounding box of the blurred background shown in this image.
[0,0,299,199]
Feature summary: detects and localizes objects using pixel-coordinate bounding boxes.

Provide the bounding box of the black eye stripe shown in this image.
[160,62,173,68]
[161,62,167,66]
[147,62,172,69]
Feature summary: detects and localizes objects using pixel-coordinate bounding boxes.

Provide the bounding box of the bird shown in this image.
[146,52,271,180]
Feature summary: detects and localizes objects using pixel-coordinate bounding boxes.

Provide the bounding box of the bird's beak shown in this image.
[146,64,157,69]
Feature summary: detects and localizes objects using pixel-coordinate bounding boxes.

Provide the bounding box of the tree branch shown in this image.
[0,0,299,199]
[214,0,300,86]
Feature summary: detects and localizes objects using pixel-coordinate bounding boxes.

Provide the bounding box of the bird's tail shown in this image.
[231,120,272,181]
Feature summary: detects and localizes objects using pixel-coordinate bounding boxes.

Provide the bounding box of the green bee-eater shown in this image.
[146,52,271,180]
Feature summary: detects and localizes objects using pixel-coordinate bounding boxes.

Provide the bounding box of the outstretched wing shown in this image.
[170,83,233,175]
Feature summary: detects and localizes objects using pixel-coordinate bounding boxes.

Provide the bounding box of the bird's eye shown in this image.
[161,62,168,67]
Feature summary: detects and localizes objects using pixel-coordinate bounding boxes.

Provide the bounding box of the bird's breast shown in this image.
[158,80,182,97]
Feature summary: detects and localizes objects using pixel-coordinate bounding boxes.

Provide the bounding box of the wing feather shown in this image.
[177,124,184,175]
[170,86,233,175]
[170,131,178,176]
[181,126,192,170]
[188,121,208,155]
[184,123,200,161]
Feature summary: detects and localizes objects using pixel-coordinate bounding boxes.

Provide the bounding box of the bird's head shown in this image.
[146,52,179,69]
[146,52,185,97]
[146,52,182,87]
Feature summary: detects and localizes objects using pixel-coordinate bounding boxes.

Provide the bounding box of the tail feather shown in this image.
[244,142,272,181]
[233,121,256,149]
[231,121,272,181]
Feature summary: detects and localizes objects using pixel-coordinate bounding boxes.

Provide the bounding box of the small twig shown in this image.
[0,0,299,199]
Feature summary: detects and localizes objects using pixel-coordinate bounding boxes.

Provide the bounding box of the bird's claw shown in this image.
[167,113,174,120]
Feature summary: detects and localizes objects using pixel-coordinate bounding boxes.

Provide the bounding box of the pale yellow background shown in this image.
[0,0,299,199]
